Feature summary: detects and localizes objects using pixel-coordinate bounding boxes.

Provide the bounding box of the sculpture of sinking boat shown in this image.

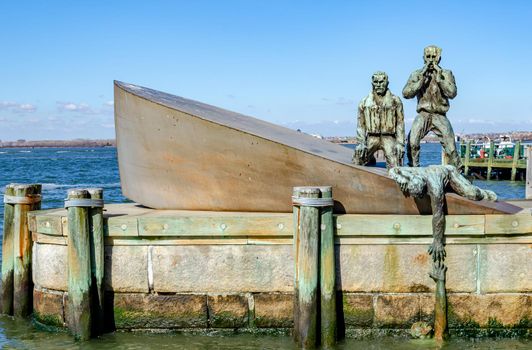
[113,81,518,215]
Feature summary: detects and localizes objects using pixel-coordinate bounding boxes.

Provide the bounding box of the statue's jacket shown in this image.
[358,90,403,136]
[403,69,457,116]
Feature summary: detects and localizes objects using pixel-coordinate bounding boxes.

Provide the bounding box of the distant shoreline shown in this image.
[2,130,531,148]
[0,139,115,148]
[327,131,532,144]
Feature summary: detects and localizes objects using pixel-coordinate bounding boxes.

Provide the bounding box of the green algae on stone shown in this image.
[113,306,207,329]
[342,295,374,327]
[33,312,64,328]
[209,310,247,328]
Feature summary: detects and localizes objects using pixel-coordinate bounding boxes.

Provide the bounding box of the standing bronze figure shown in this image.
[353,71,405,168]
[403,46,462,169]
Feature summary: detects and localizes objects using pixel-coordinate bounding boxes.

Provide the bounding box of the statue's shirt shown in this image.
[359,90,402,135]
[404,69,457,115]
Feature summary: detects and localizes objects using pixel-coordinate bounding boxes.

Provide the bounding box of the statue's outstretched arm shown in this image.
[436,70,457,99]
[428,187,446,263]
[448,166,497,201]
[402,71,423,99]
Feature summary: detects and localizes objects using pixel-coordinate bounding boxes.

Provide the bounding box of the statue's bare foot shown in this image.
[428,241,446,263]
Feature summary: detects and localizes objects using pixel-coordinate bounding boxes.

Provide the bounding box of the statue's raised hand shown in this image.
[429,260,447,282]
[481,189,497,202]
[428,240,446,263]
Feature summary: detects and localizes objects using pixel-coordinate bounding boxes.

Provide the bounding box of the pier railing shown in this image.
[459,141,528,181]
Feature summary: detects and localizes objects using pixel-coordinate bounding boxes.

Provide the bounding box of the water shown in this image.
[0,318,529,349]
[0,145,527,348]
[0,147,128,241]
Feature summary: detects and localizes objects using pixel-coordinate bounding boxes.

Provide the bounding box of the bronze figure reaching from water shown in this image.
[389,165,496,262]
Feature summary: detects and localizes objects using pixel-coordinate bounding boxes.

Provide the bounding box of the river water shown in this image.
[0,145,527,348]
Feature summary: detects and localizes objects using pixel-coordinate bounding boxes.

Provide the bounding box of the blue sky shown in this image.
[0,0,531,140]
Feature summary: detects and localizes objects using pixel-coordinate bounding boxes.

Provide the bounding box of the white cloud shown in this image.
[56,101,94,114]
[0,101,17,108]
[0,101,37,113]
[104,101,114,107]
[18,104,37,112]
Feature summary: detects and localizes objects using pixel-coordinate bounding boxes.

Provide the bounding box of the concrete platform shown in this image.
[29,204,531,334]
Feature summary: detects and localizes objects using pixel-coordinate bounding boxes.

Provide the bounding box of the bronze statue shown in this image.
[353,71,405,168]
[389,165,497,341]
[389,165,496,262]
[403,46,462,169]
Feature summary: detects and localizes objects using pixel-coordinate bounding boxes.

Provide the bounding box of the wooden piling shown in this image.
[463,141,471,176]
[526,147,532,200]
[66,189,92,340]
[319,186,336,348]
[486,141,495,180]
[293,187,320,349]
[12,184,42,317]
[511,141,521,182]
[88,188,105,335]
[292,188,301,344]
[1,184,15,315]
[433,265,448,341]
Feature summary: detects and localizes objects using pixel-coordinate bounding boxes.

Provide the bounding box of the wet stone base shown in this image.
[33,288,531,337]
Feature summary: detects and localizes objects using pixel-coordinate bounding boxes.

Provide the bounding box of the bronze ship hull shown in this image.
[114,81,518,215]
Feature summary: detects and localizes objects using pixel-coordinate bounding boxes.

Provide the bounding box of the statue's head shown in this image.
[406,174,426,198]
[371,71,388,96]
[423,45,442,67]
[389,167,426,198]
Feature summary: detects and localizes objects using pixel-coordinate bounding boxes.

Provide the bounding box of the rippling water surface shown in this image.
[0,317,530,350]
[0,144,527,348]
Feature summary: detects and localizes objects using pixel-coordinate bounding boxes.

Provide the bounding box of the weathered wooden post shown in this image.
[12,184,42,317]
[486,141,495,180]
[319,186,336,348]
[292,188,301,344]
[464,141,471,176]
[1,184,42,317]
[431,261,448,341]
[65,189,93,340]
[1,184,16,315]
[526,147,532,199]
[511,141,521,181]
[293,187,319,348]
[292,186,335,349]
[87,188,105,335]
